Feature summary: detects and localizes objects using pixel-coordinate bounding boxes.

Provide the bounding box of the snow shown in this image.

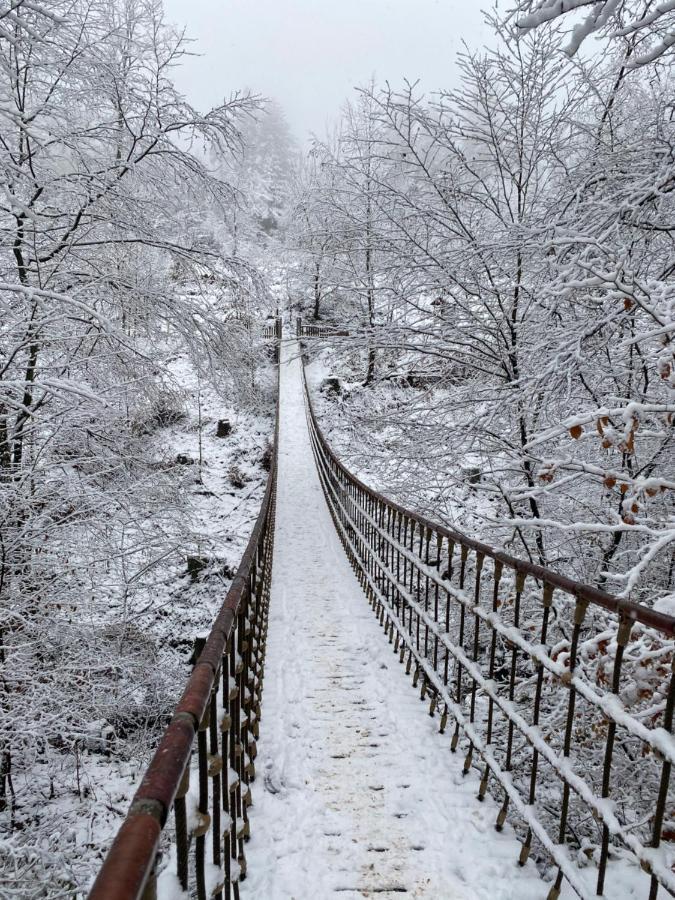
[6,331,274,897]
[654,593,675,617]
[242,341,549,899]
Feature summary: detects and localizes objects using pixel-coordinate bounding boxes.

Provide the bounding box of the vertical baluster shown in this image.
[175,763,190,892]
[520,583,552,864]
[648,657,675,900]
[378,499,387,623]
[210,687,223,899]
[376,499,388,634]
[412,521,420,653]
[389,506,400,638]
[443,538,455,685]
[417,525,431,659]
[227,628,240,897]
[396,511,402,588]
[397,513,404,635]
[222,644,232,897]
[464,552,484,775]
[406,516,413,593]
[359,490,372,605]
[350,485,359,571]
[396,512,406,663]
[547,593,588,900]
[363,492,370,579]
[196,704,210,900]
[440,536,453,735]
[241,580,253,845]
[234,607,247,885]
[385,504,399,653]
[479,560,502,800]
[406,517,413,642]
[378,500,386,599]
[451,545,469,753]
[370,495,377,611]
[596,613,632,895]
[423,526,431,661]
[353,486,362,582]
[361,489,369,597]
[401,515,408,614]
[250,572,263,746]
[496,570,525,832]
[384,505,392,611]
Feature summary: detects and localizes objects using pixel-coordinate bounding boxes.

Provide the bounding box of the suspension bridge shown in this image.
[89,323,675,900]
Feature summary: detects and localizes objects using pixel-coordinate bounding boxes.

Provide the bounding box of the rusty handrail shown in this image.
[89,351,280,900]
[302,351,675,900]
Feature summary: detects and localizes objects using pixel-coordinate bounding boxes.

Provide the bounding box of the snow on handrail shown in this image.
[301,351,675,900]
[89,344,281,900]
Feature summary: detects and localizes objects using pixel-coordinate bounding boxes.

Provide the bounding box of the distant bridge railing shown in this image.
[262,317,282,340]
[303,358,675,900]
[89,365,280,900]
[296,317,350,339]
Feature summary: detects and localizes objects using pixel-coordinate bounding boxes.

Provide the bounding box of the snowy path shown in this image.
[243,341,547,899]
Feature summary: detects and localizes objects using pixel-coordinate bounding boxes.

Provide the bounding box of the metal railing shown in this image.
[296,317,350,338]
[89,369,280,900]
[303,358,675,900]
[262,317,282,340]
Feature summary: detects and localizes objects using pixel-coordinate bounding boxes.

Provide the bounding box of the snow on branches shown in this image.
[0,0,271,893]
[510,0,675,66]
[294,20,674,608]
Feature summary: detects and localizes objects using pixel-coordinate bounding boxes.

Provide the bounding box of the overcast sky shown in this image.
[162,0,496,142]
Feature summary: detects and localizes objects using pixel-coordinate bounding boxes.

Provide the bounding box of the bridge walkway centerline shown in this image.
[242,339,547,899]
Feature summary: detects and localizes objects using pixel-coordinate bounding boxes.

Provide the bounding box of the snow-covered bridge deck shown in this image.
[243,342,545,899]
[90,333,675,900]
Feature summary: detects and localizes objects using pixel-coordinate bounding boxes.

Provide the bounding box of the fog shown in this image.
[162,0,496,141]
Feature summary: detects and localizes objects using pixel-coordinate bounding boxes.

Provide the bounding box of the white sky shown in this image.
[162,0,496,142]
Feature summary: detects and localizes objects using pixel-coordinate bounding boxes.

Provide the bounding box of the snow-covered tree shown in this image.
[220,99,298,253]
[0,0,271,891]
[511,0,675,66]
[295,19,674,604]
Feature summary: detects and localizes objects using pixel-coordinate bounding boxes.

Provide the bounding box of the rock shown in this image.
[175,453,194,465]
[320,376,342,396]
[462,466,481,486]
[228,464,249,489]
[216,419,232,438]
[187,555,210,580]
[186,556,234,583]
[82,720,115,753]
[259,442,273,472]
[405,373,443,388]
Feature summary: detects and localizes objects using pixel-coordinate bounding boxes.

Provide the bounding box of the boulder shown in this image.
[320,376,342,396]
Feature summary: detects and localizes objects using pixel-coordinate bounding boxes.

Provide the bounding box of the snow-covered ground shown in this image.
[1,332,275,898]
[243,341,548,899]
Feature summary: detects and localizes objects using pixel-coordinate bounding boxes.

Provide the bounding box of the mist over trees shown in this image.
[219,99,298,253]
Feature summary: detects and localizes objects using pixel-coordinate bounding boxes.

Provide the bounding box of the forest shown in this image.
[0,0,673,897]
